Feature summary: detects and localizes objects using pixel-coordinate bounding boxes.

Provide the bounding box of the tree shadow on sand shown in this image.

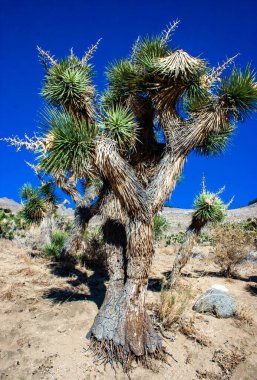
[43,262,107,308]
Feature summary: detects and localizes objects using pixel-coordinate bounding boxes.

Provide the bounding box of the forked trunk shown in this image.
[89,219,164,371]
[164,226,200,289]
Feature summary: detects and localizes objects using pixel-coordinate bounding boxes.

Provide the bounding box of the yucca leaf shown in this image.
[99,105,138,149]
[219,65,257,120]
[41,54,95,116]
[39,107,97,179]
[193,190,227,226]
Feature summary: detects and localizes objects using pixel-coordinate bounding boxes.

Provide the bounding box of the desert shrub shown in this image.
[240,217,257,232]
[165,231,185,246]
[154,284,192,329]
[0,208,28,239]
[153,214,170,241]
[212,223,256,276]
[43,230,67,260]
[197,231,214,245]
[78,227,106,269]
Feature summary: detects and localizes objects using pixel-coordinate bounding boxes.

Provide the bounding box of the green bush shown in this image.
[0,208,28,239]
[197,232,214,245]
[165,232,185,246]
[153,214,170,241]
[43,230,67,260]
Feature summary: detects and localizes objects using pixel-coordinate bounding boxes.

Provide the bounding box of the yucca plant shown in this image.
[165,178,229,289]
[43,230,67,260]
[99,105,138,149]
[41,54,95,118]
[4,21,257,371]
[20,181,58,246]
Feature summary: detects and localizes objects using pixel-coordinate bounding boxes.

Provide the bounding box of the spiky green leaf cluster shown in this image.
[195,125,234,156]
[193,191,227,226]
[20,181,58,225]
[43,230,67,260]
[20,183,37,201]
[132,36,170,69]
[21,193,46,225]
[39,182,59,205]
[219,65,257,120]
[40,107,97,178]
[105,60,142,106]
[41,55,94,113]
[99,105,138,148]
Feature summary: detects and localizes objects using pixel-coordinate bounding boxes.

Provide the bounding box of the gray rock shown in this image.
[193,289,236,318]
[246,251,257,262]
[192,247,205,260]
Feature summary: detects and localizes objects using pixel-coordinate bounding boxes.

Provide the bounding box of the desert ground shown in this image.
[0,202,256,380]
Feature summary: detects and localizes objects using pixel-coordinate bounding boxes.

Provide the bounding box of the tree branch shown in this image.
[95,137,150,222]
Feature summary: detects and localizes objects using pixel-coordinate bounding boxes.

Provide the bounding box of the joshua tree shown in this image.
[3,21,257,370]
[20,181,58,244]
[164,178,232,289]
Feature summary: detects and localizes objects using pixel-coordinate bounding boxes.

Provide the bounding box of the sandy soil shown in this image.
[0,239,257,380]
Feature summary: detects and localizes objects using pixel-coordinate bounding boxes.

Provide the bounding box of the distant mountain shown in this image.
[0,197,22,214]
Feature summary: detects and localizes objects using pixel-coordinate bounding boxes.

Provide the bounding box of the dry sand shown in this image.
[0,237,256,379]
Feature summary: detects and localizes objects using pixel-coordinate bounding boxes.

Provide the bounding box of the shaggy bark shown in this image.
[89,218,164,370]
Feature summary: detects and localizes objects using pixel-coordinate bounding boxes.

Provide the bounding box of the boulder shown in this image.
[246,251,257,262]
[193,289,236,318]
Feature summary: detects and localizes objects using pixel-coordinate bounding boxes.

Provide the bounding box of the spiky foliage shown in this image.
[192,189,227,227]
[195,125,234,156]
[20,182,58,225]
[43,230,67,260]
[41,54,94,115]
[105,60,141,105]
[39,107,97,179]
[20,182,37,201]
[21,192,46,225]
[39,182,59,205]
[99,105,138,149]
[219,65,257,120]
[132,36,170,69]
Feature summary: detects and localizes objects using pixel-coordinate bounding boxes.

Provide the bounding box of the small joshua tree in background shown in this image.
[20,182,58,245]
[164,177,231,289]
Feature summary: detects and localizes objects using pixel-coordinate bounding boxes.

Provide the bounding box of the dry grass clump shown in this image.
[1,285,15,300]
[234,305,253,327]
[212,223,256,277]
[212,347,245,379]
[153,283,192,330]
[197,346,246,380]
[179,317,211,346]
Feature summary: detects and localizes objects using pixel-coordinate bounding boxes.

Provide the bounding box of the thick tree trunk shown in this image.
[89,219,164,371]
[164,226,200,289]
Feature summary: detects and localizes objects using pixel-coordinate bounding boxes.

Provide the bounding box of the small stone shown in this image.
[193,289,236,318]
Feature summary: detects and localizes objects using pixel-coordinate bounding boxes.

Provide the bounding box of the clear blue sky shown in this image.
[0,0,256,209]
